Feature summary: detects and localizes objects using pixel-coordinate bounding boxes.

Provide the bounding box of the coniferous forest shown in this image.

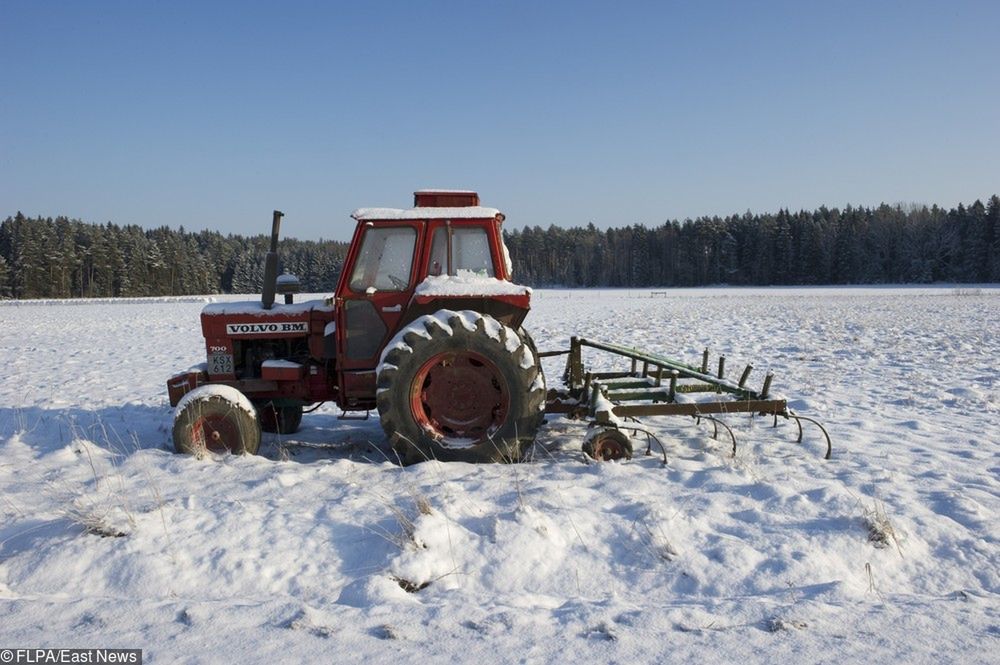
[0,216,348,299]
[1,196,997,299]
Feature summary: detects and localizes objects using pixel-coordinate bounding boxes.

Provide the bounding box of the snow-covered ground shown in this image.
[1,287,997,663]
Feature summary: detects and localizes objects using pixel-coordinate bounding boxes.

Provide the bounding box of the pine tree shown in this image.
[963,199,989,282]
[231,250,263,293]
[987,195,1000,282]
[0,254,9,297]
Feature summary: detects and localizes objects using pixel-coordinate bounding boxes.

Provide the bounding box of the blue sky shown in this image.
[2,1,998,241]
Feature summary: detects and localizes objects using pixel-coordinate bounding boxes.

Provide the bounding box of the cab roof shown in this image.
[351,206,504,221]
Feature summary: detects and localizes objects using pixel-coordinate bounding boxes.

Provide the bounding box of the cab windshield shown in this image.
[349,226,417,292]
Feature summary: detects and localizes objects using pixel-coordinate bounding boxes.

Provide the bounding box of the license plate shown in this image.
[209,353,234,375]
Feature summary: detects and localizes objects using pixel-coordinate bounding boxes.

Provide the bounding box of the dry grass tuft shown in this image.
[767,616,808,632]
[391,576,430,593]
[63,495,135,538]
[862,500,902,555]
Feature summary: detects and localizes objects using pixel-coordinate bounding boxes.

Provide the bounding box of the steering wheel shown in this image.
[387,274,407,289]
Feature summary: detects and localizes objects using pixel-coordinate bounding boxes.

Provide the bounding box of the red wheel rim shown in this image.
[592,432,629,461]
[191,413,242,453]
[410,350,510,443]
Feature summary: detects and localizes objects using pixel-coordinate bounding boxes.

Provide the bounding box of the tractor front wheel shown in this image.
[173,385,261,456]
[377,310,545,464]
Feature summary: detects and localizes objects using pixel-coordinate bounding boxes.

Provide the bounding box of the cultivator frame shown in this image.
[542,337,831,462]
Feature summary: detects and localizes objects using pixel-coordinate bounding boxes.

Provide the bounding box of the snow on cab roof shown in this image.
[413,188,478,194]
[351,206,503,221]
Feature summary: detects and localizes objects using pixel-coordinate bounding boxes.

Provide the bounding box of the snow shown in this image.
[1,287,998,662]
[501,240,514,278]
[0,295,213,307]
[261,360,303,370]
[174,384,258,422]
[377,310,526,371]
[352,206,502,221]
[201,298,333,316]
[377,313,449,367]
[414,271,532,297]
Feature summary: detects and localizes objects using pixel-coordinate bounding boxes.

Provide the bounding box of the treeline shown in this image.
[505,196,1000,287]
[1,196,998,299]
[0,213,348,299]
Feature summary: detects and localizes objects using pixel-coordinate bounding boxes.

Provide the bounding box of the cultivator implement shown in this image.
[541,337,831,463]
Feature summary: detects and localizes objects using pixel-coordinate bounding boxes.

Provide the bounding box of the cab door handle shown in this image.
[382,305,402,313]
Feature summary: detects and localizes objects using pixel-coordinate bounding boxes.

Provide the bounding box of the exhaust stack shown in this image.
[261,210,283,310]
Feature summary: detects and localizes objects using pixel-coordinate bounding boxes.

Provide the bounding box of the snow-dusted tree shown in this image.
[988,195,1000,282]
[0,254,9,297]
[231,249,264,294]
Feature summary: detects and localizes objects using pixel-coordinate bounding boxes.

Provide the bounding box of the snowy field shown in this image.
[1,287,998,663]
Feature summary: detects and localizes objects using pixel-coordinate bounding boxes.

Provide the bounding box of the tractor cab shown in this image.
[331,190,531,408]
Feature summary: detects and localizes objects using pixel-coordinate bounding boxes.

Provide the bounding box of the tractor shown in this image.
[168,190,546,464]
[167,190,831,466]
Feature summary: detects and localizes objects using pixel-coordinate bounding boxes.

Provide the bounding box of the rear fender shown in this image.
[167,365,208,407]
[404,294,531,330]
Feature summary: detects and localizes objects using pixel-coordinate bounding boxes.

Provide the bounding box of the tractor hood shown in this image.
[200,299,335,340]
[201,299,334,317]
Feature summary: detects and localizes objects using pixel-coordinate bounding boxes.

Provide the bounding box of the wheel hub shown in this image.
[411,351,510,442]
[192,414,241,453]
[587,429,633,461]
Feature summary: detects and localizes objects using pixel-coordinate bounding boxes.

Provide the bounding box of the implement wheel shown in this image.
[584,428,633,462]
[173,385,261,456]
[377,310,545,464]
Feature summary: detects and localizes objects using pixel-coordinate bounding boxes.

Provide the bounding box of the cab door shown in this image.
[336,223,420,385]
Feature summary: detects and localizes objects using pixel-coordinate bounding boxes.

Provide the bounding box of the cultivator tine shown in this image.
[701,415,737,457]
[787,411,833,460]
[738,364,753,388]
[617,419,668,465]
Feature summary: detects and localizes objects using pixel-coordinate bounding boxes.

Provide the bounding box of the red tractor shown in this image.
[167,191,546,464]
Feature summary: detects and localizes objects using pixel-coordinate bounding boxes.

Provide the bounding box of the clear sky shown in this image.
[2,1,998,241]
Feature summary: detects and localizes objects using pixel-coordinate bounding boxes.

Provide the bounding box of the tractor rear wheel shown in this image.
[377,310,545,464]
[173,385,261,456]
[256,402,303,434]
